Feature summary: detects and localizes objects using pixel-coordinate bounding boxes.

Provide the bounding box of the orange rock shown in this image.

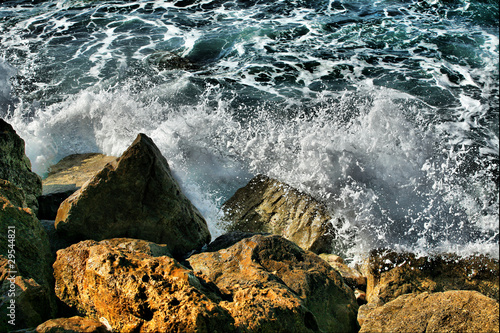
[189,234,359,333]
[36,316,109,332]
[358,291,499,333]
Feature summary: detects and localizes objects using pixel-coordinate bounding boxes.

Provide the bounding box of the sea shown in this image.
[1,0,498,261]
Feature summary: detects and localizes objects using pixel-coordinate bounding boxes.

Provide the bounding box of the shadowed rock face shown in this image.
[358,291,499,333]
[1,180,56,331]
[0,119,42,213]
[189,234,360,333]
[359,250,499,305]
[55,133,210,258]
[221,174,337,254]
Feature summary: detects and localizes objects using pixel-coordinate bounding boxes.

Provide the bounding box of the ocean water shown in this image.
[1,0,498,260]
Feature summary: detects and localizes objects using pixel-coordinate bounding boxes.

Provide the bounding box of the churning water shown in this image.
[1,0,498,260]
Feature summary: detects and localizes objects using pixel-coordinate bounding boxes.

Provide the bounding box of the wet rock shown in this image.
[221,174,337,254]
[38,153,117,220]
[189,234,359,333]
[358,291,499,333]
[35,316,111,332]
[55,134,210,258]
[360,250,499,305]
[0,119,42,212]
[147,51,196,71]
[0,180,56,331]
[319,253,367,292]
[53,238,235,333]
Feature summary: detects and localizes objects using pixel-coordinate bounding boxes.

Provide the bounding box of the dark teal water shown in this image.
[1,0,498,259]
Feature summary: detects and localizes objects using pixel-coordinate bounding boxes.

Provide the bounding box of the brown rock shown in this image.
[39,153,117,220]
[360,250,499,305]
[35,316,110,332]
[0,119,42,212]
[221,174,338,254]
[189,234,359,333]
[1,180,56,331]
[320,253,367,292]
[358,291,499,333]
[55,133,210,258]
[53,238,235,333]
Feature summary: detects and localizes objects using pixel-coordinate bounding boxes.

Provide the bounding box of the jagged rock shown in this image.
[358,291,499,333]
[319,253,367,292]
[0,180,56,331]
[0,119,42,212]
[189,234,359,333]
[221,174,337,254]
[35,316,110,332]
[53,238,235,333]
[38,153,117,220]
[55,133,210,258]
[205,231,270,252]
[147,51,196,71]
[359,250,499,305]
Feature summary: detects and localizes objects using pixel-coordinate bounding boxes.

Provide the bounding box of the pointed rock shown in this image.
[55,134,210,258]
[221,174,337,254]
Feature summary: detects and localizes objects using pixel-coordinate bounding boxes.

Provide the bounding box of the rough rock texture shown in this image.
[35,316,110,333]
[38,153,117,220]
[0,119,42,212]
[360,250,499,305]
[358,291,499,333]
[147,51,196,70]
[205,231,270,252]
[53,238,235,333]
[0,180,56,331]
[55,134,210,258]
[221,174,337,254]
[189,234,359,333]
[319,254,367,291]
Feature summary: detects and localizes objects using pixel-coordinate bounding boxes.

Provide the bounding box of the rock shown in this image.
[221,174,337,254]
[38,153,117,220]
[35,316,110,332]
[319,253,367,292]
[53,238,235,333]
[205,231,270,252]
[147,51,196,71]
[55,133,210,258]
[0,180,56,331]
[360,250,499,305]
[358,291,499,333]
[0,119,42,212]
[189,234,359,333]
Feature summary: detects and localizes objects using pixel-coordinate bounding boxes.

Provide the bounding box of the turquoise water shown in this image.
[1,0,498,259]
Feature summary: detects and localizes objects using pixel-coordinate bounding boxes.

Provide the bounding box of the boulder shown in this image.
[319,254,367,291]
[35,316,111,332]
[221,174,337,254]
[55,133,210,258]
[358,291,499,333]
[38,153,117,220]
[0,119,42,212]
[1,180,56,331]
[189,234,359,333]
[53,238,235,333]
[360,250,499,305]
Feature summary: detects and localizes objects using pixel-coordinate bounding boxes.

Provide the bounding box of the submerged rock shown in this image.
[360,250,499,305]
[53,238,236,333]
[189,234,359,333]
[0,119,42,213]
[55,133,210,258]
[0,180,56,331]
[221,174,337,254]
[39,153,117,220]
[358,291,499,333]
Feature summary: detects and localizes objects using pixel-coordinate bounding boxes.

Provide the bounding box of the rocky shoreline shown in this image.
[1,118,499,332]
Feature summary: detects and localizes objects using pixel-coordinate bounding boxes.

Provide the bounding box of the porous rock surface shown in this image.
[55,133,210,258]
[360,250,499,305]
[189,234,359,333]
[35,316,110,333]
[358,290,499,333]
[221,174,337,254]
[53,238,235,333]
